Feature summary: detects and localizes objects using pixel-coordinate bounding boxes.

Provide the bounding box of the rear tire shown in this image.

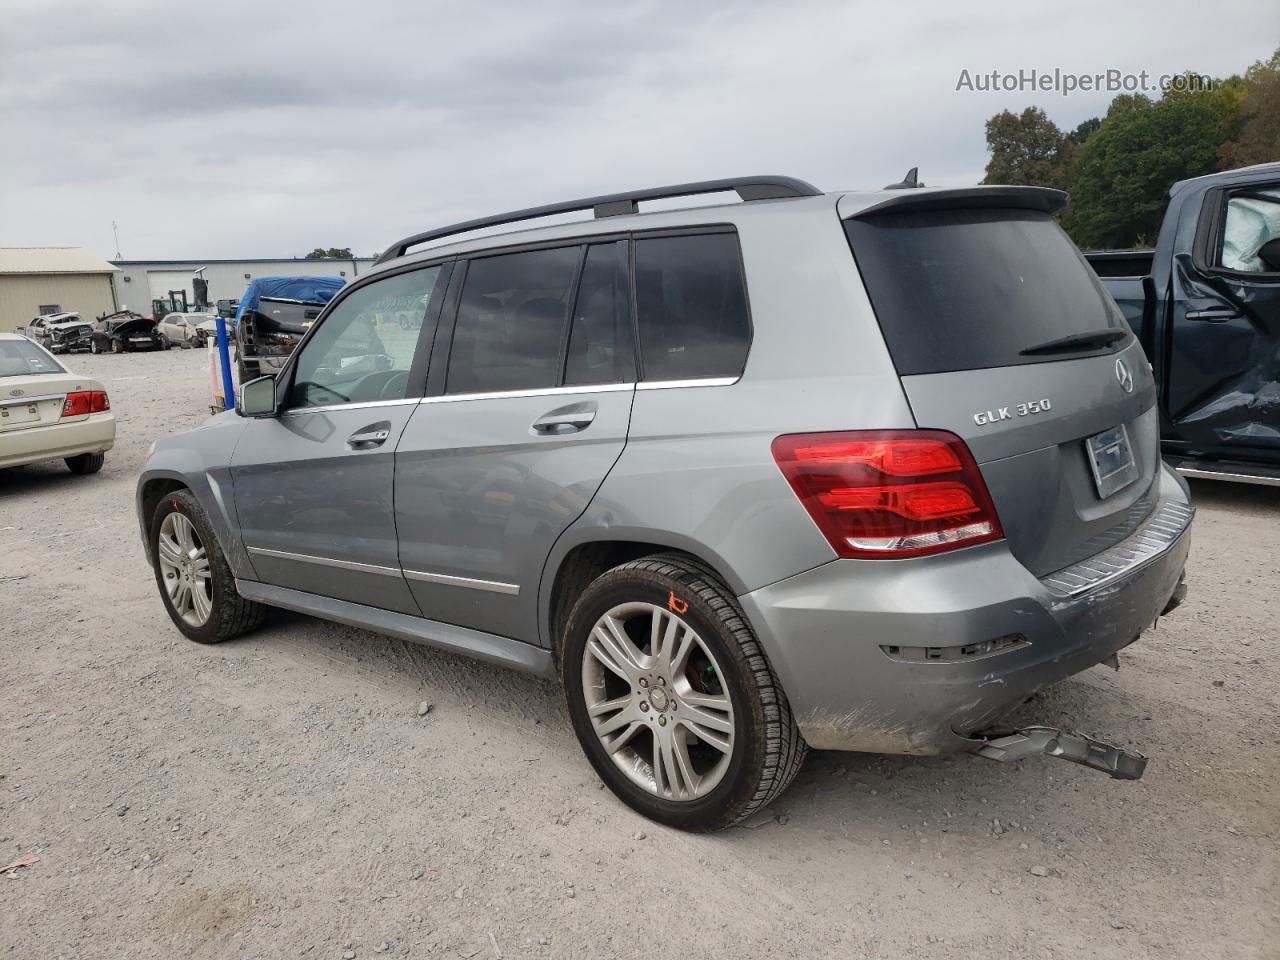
[561,553,807,831]
[65,452,104,475]
[149,489,266,643]
[110,339,123,354]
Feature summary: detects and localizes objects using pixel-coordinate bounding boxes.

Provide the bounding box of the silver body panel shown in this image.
[137,185,1193,756]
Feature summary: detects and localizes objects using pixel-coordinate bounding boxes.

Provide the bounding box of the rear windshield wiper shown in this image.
[1019,328,1129,357]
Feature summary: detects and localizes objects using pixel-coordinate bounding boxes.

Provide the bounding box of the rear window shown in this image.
[634,233,751,381]
[0,340,65,377]
[844,209,1126,375]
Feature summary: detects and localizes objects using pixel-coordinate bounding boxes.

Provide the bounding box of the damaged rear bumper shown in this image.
[739,465,1193,756]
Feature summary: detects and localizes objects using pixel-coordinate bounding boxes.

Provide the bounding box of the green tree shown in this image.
[305,247,353,259]
[981,107,1074,188]
[1218,48,1280,169]
[1064,76,1246,249]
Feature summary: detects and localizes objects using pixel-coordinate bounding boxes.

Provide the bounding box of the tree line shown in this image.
[982,48,1278,250]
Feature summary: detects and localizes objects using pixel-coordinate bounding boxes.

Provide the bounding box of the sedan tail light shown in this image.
[771,430,1003,559]
[61,390,111,417]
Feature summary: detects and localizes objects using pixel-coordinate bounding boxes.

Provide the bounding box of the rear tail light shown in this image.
[61,391,110,417]
[771,430,1003,559]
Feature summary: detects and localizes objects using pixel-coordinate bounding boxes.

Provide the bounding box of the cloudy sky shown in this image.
[1,0,1274,261]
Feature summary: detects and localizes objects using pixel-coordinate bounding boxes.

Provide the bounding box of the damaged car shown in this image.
[1086,161,1280,486]
[233,276,344,383]
[23,312,94,354]
[138,175,1192,831]
[90,310,164,354]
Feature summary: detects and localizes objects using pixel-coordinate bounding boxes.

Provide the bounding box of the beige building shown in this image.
[0,248,119,333]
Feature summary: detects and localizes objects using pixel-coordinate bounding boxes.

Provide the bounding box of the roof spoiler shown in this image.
[850,185,1068,219]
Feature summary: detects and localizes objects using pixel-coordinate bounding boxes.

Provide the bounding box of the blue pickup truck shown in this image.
[1086,162,1280,486]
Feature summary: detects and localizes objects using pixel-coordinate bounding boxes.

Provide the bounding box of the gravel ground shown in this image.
[1,347,1276,960]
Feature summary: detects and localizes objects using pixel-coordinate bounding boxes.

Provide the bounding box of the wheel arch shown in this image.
[539,531,744,658]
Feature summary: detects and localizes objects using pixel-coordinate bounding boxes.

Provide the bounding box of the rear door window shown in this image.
[564,241,635,386]
[634,233,751,381]
[447,247,579,394]
[844,209,1126,375]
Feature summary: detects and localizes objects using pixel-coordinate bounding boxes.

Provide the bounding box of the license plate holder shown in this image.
[0,402,40,425]
[1085,424,1138,499]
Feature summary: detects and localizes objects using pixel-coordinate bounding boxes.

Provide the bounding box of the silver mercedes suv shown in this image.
[137,175,1193,831]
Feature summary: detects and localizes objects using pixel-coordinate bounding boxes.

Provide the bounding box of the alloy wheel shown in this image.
[581,601,735,801]
[157,512,213,627]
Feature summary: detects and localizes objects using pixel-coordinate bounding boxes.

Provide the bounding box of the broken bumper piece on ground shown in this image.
[972,725,1148,780]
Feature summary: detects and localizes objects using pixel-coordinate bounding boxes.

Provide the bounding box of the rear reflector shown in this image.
[61,391,110,417]
[771,430,1003,559]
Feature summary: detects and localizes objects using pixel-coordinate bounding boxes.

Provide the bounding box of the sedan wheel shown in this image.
[156,511,213,627]
[582,601,735,801]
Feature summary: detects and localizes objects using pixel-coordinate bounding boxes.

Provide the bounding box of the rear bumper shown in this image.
[0,414,115,469]
[739,465,1193,755]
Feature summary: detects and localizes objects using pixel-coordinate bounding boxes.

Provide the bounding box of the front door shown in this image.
[231,263,449,614]
[1166,183,1280,465]
[395,240,636,644]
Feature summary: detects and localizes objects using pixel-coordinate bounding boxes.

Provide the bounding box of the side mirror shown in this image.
[237,375,278,418]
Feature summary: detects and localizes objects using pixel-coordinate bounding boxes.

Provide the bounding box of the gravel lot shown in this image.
[2,347,1275,960]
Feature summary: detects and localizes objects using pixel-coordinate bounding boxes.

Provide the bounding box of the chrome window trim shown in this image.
[636,377,739,390]
[419,382,635,405]
[280,397,422,418]
[1040,498,1195,599]
[402,568,521,596]
[246,546,403,578]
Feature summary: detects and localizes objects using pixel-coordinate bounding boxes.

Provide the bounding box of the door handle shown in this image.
[1185,307,1241,323]
[532,410,596,433]
[347,423,391,448]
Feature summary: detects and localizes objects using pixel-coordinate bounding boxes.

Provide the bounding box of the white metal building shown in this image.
[109,257,375,313]
[0,248,119,333]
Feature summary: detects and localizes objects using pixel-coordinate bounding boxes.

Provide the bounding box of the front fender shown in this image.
[135,413,252,578]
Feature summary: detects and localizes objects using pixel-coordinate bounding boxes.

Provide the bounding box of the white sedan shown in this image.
[0,333,115,474]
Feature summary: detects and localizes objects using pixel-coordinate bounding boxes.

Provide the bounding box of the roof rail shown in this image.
[374,175,822,265]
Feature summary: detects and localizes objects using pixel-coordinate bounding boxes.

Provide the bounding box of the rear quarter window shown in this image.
[634,232,750,381]
[844,209,1126,375]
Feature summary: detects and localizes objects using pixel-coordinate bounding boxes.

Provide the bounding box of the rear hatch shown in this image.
[842,188,1159,577]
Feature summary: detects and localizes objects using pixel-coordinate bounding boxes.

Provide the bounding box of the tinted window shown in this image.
[447,247,578,394]
[565,241,634,386]
[844,209,1127,375]
[634,233,750,381]
[289,265,443,409]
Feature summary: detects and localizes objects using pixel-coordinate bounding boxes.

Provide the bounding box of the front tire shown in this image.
[90,339,100,354]
[65,452,104,474]
[561,554,807,831]
[110,339,123,354]
[149,489,266,643]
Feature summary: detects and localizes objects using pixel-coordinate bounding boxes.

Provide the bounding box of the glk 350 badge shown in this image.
[974,398,1052,426]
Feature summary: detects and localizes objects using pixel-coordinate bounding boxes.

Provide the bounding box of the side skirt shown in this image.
[235,579,556,679]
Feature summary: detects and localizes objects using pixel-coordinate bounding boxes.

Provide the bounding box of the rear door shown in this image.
[394,240,636,645]
[842,195,1158,577]
[1163,183,1280,465]
[230,263,449,614]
